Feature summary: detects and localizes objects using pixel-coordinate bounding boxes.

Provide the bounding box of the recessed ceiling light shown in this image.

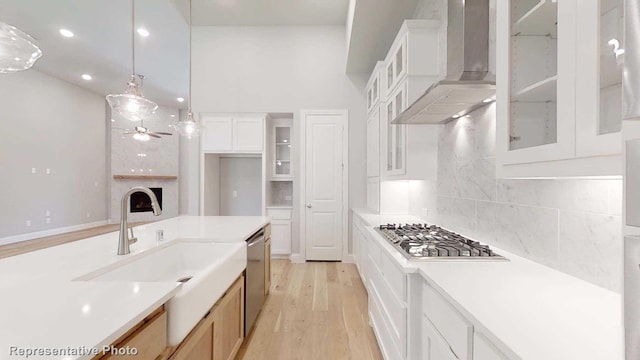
[177,97,185,102]
[59,29,74,38]
[170,114,176,118]
[137,28,150,37]
[81,74,92,81]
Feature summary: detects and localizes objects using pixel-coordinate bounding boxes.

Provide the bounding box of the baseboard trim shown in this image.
[0,220,109,246]
[271,253,291,260]
[289,253,305,263]
[343,254,355,263]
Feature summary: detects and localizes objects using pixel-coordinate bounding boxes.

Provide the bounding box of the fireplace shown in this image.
[130,187,163,213]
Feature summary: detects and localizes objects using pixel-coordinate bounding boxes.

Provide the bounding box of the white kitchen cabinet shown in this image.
[422,315,458,360]
[266,208,291,255]
[352,215,369,287]
[367,108,380,178]
[367,177,380,213]
[383,84,407,176]
[575,0,623,157]
[201,114,264,153]
[380,83,437,181]
[384,20,441,97]
[233,117,264,152]
[270,119,293,179]
[422,282,473,360]
[474,332,510,360]
[496,0,622,178]
[367,62,383,115]
[201,116,233,152]
[366,229,408,359]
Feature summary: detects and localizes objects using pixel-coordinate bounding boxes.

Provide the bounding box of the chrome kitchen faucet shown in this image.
[118,187,162,255]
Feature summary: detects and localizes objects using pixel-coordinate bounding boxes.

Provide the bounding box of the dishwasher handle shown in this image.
[247,230,265,247]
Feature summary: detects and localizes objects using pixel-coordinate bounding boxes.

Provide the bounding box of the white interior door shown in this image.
[304,111,345,261]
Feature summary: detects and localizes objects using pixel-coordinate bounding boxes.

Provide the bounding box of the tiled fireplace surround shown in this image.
[109,106,180,223]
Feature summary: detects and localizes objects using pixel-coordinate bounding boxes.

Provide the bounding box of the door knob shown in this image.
[306,204,312,208]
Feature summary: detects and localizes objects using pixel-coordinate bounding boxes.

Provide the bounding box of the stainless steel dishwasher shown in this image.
[245,229,265,335]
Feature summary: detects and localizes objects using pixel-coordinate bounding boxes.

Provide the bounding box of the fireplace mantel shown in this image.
[112,175,178,180]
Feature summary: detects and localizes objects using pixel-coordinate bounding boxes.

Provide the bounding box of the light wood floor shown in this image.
[236,260,383,360]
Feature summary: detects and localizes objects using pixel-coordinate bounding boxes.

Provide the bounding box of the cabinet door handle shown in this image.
[306,204,312,208]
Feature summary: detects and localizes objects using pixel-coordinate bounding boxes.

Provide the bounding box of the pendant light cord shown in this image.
[131,0,136,77]
[188,0,192,113]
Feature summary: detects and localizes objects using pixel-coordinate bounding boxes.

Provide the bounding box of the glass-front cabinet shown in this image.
[575,0,623,157]
[272,124,292,178]
[496,0,622,178]
[500,0,572,163]
[384,84,406,176]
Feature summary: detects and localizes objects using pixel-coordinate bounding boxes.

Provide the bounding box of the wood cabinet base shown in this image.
[168,274,245,360]
[94,307,167,360]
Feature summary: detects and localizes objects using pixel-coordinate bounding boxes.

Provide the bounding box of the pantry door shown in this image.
[301,110,347,261]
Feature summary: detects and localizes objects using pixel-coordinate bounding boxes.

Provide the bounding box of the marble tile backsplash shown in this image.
[414,103,623,292]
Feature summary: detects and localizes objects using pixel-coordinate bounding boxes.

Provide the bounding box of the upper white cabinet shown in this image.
[383,20,442,101]
[375,20,440,181]
[233,117,264,152]
[270,119,293,179]
[367,108,380,178]
[383,83,408,176]
[367,62,384,115]
[496,0,622,178]
[201,116,234,152]
[201,114,264,153]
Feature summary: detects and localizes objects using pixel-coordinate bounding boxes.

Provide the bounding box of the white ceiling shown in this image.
[0,0,350,108]
[346,0,420,74]
[190,0,349,26]
[0,0,189,108]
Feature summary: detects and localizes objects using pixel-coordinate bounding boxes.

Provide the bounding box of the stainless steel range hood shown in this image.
[392,0,495,125]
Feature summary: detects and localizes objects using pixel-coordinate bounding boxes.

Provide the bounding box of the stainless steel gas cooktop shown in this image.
[376,224,507,261]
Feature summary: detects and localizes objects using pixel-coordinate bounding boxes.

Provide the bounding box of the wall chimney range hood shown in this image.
[392,0,495,125]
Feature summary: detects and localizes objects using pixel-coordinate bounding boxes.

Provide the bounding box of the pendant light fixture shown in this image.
[106,0,158,122]
[0,21,42,73]
[173,0,201,139]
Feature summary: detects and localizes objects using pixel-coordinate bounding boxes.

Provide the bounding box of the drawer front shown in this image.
[474,332,510,360]
[423,283,472,360]
[368,236,382,266]
[105,310,167,360]
[422,314,458,360]
[380,251,406,301]
[266,208,292,220]
[369,288,404,360]
[368,271,407,356]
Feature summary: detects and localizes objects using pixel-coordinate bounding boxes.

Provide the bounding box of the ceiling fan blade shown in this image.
[148,133,162,138]
[153,132,173,136]
[123,131,135,134]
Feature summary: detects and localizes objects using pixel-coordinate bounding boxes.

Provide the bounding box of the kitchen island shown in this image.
[0,216,269,360]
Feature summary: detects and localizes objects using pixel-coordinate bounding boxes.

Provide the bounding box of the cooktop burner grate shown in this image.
[376,224,507,261]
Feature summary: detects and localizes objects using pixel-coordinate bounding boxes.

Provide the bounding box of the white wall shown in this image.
[219,157,262,216]
[0,70,107,240]
[184,25,367,255]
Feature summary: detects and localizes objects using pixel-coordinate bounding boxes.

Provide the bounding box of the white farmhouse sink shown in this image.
[76,240,246,346]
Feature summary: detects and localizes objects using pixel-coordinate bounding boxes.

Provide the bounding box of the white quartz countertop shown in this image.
[352,208,624,360]
[0,215,269,360]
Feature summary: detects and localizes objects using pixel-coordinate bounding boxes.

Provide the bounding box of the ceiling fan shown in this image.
[123,121,172,142]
